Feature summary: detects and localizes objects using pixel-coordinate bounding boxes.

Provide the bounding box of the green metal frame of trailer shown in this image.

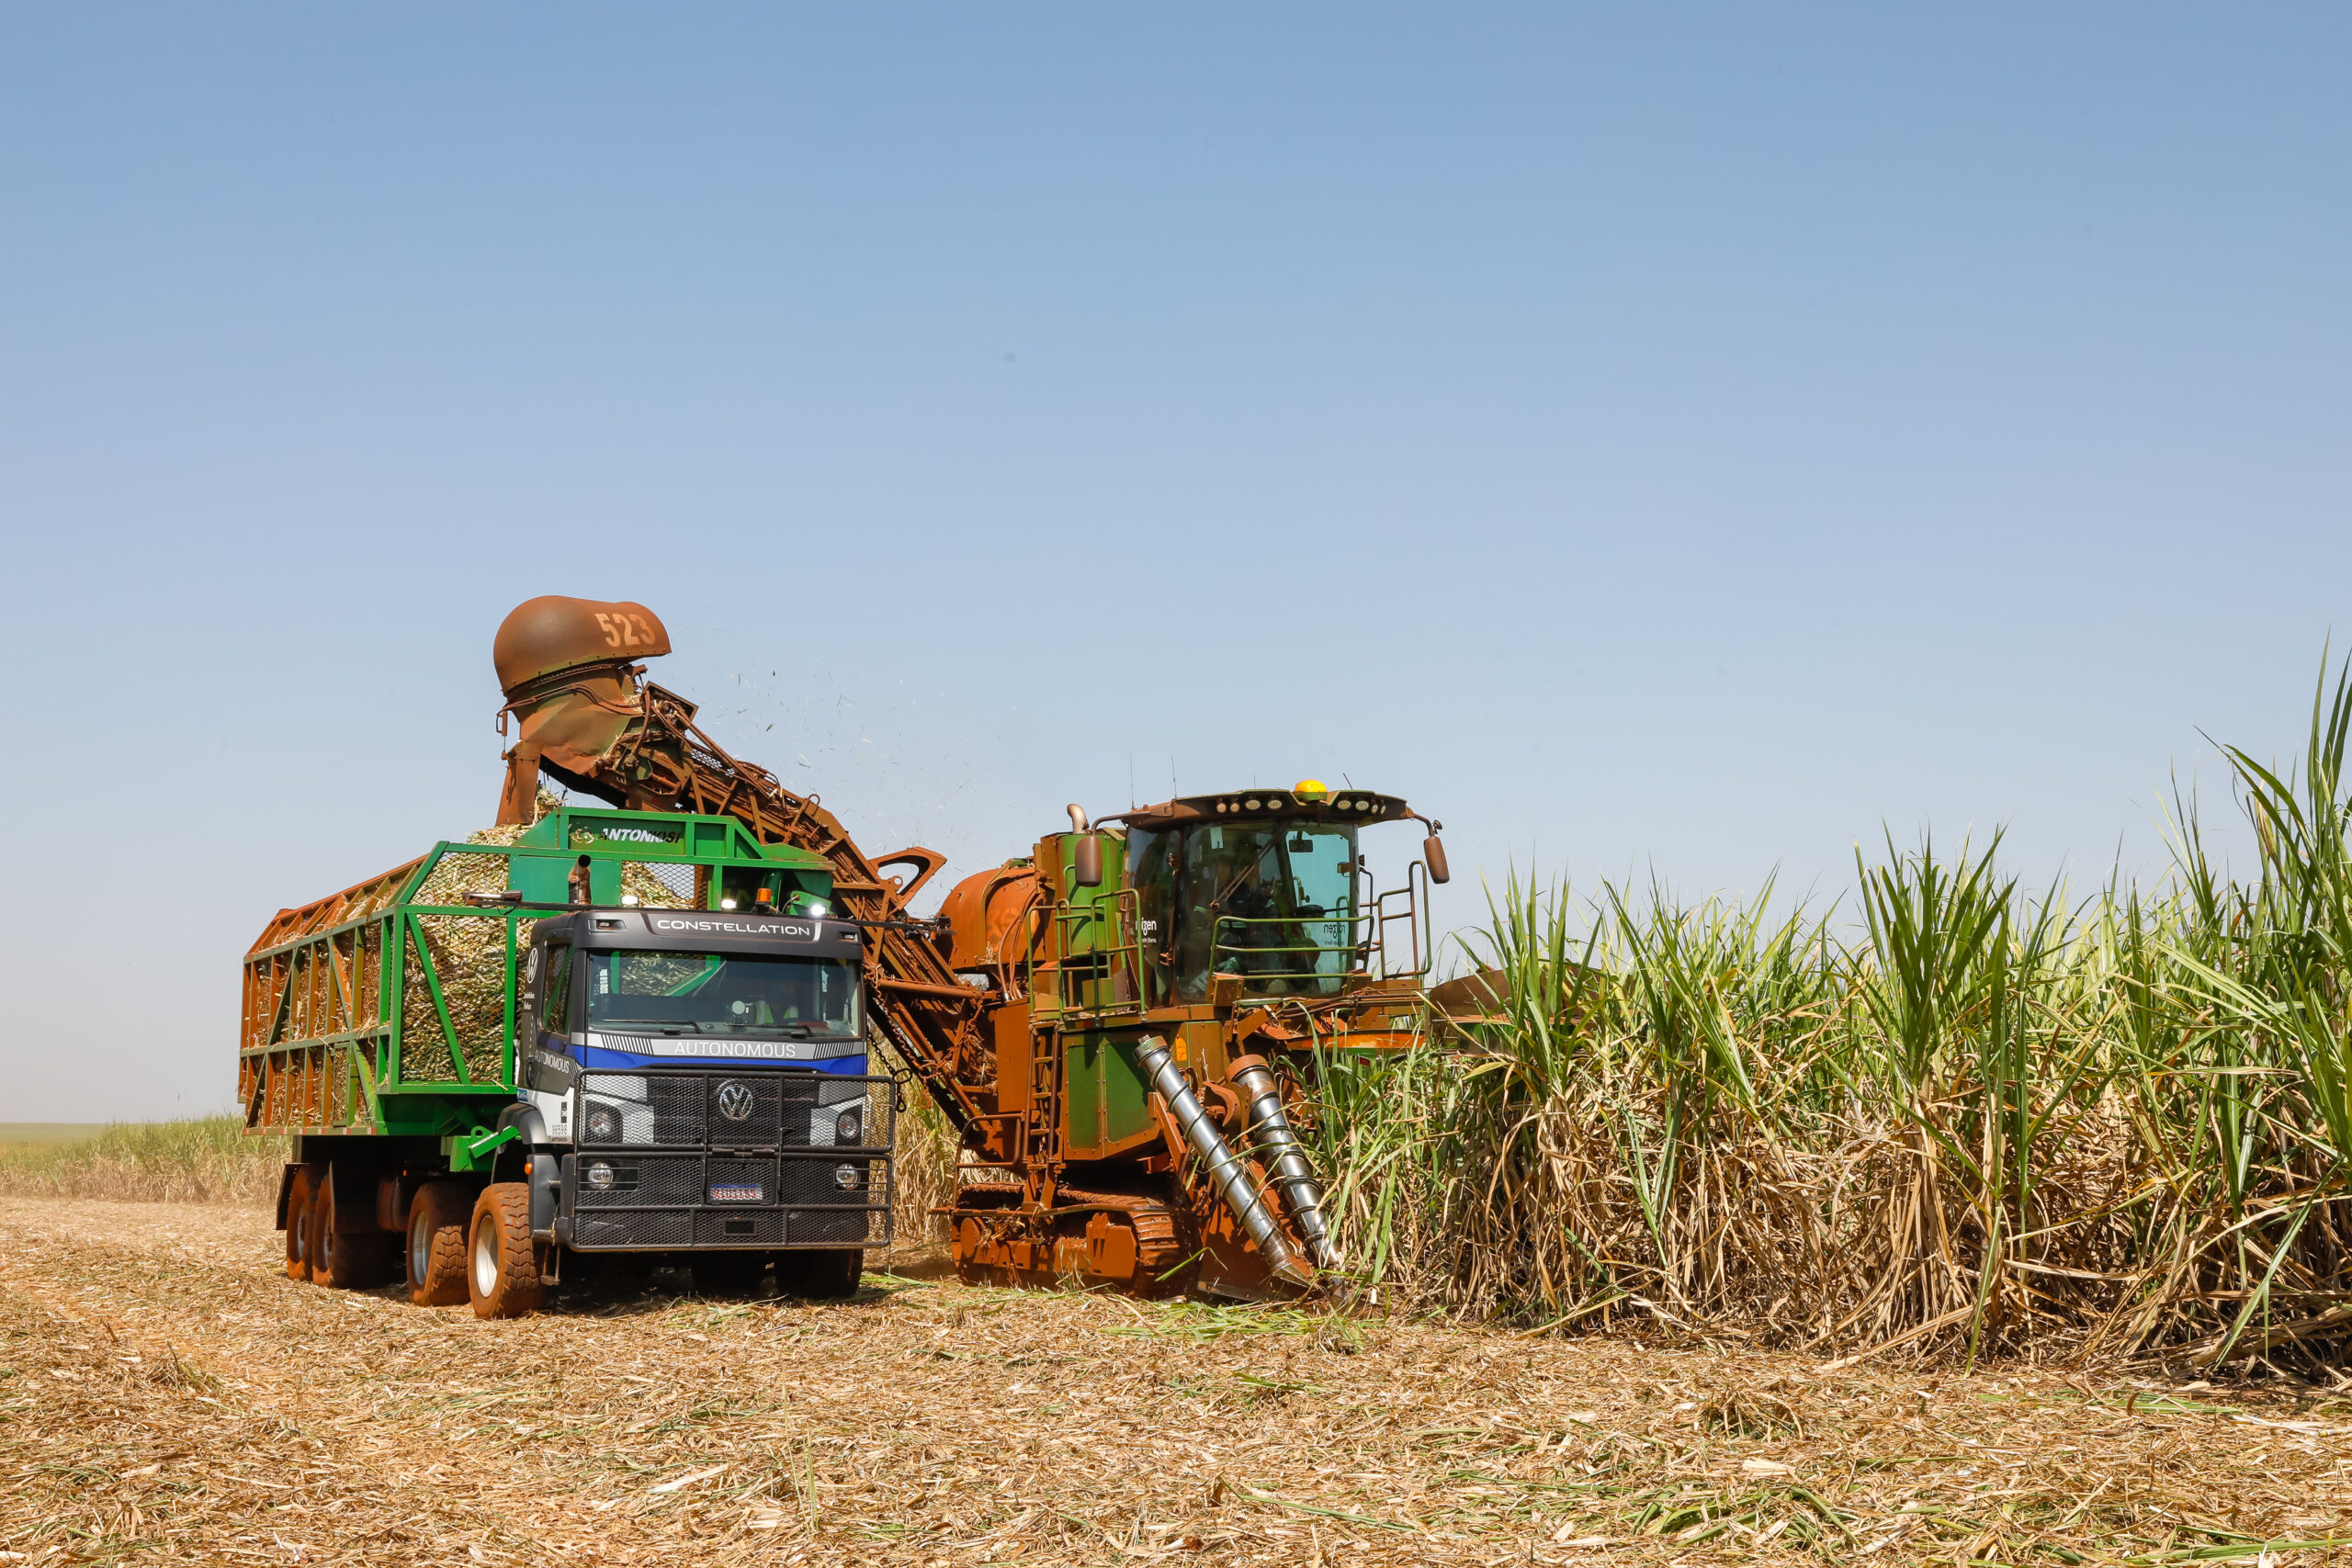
[239,807,835,1169]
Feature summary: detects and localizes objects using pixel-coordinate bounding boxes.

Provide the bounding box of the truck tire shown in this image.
[310,1170,397,1291]
[689,1252,768,1298]
[283,1164,325,1282]
[468,1183,543,1319]
[407,1181,472,1307]
[776,1248,863,1301]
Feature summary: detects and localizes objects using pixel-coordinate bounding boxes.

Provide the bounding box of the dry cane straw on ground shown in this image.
[5,1199,2351,1566]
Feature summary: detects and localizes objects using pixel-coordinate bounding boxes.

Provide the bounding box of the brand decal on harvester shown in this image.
[647,917,817,939]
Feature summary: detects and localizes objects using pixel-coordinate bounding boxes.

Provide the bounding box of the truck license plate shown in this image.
[708,1183,763,1202]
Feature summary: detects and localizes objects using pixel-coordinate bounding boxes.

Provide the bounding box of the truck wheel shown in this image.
[689,1252,768,1298]
[406,1180,472,1307]
[776,1248,863,1301]
[283,1164,325,1282]
[468,1183,543,1319]
[310,1170,396,1290]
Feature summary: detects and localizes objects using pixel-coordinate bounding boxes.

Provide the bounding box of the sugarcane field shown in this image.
[12,13,2352,1567]
[7,591,2352,1565]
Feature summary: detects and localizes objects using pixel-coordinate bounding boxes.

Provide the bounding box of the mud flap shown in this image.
[273,1163,302,1232]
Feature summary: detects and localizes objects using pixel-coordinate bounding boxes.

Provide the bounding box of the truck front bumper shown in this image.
[557,1069,895,1251]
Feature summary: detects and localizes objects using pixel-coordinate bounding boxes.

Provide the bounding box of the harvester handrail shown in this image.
[1369,861,1433,979]
[1037,887,1148,1021]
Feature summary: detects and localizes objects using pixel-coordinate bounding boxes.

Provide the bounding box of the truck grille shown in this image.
[576,1069,892,1152]
[564,1069,893,1251]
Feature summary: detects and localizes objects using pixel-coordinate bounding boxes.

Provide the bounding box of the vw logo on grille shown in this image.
[714,1079,758,1122]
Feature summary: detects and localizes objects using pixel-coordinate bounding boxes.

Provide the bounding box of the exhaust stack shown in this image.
[1228,1055,1338,1269]
[1135,1037,1312,1290]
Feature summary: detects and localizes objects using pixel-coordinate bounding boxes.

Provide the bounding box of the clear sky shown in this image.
[4,7,2347,1120]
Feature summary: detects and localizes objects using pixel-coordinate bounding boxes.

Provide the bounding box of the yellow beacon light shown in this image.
[1294,778,1329,803]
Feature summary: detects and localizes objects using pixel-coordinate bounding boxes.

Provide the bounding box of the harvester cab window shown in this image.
[1126,829,1174,1001]
[1171,822,1359,1001]
[583,950,862,1039]
[541,944,574,1036]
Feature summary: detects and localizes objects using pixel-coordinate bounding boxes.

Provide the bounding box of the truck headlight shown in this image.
[834,1108,861,1145]
[585,1160,616,1190]
[585,1102,623,1142]
[833,1163,860,1191]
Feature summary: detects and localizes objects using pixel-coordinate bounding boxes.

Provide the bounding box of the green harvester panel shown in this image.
[1063,1031,1157,1157]
[1048,832,1159,1157]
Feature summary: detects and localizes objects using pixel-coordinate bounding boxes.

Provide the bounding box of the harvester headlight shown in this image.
[619,893,641,907]
[1245,798,1261,810]
[719,898,739,910]
[585,1160,616,1191]
[585,1102,623,1142]
[833,1163,861,1191]
[835,1108,861,1145]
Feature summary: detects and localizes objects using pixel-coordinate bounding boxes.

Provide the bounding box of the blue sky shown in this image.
[4,7,2347,1119]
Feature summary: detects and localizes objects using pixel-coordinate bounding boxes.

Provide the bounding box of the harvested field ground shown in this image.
[5,1201,2351,1566]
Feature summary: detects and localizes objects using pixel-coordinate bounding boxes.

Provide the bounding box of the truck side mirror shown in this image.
[1073,835,1103,888]
[1422,835,1451,885]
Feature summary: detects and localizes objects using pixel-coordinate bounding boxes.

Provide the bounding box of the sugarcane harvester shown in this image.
[933,788,1450,1297]
[481,595,1451,1299]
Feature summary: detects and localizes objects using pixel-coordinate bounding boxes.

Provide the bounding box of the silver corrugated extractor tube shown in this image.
[1135,1036,1312,1289]
[1227,1055,1338,1269]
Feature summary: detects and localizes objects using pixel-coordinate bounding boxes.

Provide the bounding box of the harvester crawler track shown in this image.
[951,1189,1191,1295]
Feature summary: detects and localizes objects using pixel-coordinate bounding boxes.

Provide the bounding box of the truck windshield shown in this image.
[583,950,861,1039]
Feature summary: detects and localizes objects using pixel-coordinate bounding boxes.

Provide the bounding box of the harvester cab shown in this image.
[1108,781,1448,1009]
